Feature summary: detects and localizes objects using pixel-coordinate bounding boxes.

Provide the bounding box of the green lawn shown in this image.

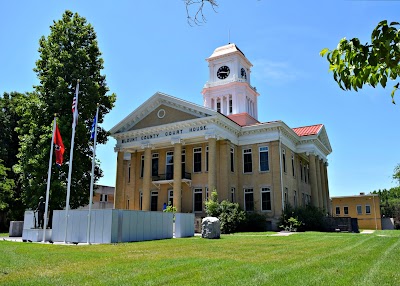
[1,231,399,285]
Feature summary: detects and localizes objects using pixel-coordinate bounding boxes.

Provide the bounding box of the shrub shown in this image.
[204,191,220,217]
[163,203,177,214]
[238,212,269,232]
[163,202,177,221]
[280,216,302,232]
[279,205,325,231]
[219,200,247,233]
[205,191,246,234]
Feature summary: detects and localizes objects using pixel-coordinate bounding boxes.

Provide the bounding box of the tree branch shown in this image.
[184,0,218,26]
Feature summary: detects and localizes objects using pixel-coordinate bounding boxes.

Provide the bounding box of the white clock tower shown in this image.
[202,43,259,120]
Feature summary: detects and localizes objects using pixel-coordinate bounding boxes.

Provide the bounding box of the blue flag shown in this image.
[90,115,97,140]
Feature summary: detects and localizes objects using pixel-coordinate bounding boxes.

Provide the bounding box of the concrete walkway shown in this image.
[2,236,23,242]
[270,231,297,236]
[360,230,375,234]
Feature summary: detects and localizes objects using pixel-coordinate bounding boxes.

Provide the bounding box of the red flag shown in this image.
[54,124,65,166]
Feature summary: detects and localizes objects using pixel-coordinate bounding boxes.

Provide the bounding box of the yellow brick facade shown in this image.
[331,195,381,230]
[112,103,331,230]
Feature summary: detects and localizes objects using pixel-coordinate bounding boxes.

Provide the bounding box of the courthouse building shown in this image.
[110,43,332,229]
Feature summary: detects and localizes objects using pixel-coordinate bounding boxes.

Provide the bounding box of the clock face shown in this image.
[217,65,230,79]
[241,68,247,79]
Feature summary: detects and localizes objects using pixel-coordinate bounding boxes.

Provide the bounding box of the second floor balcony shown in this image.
[151,172,192,188]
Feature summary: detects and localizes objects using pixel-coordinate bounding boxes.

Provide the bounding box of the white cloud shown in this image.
[251,59,306,85]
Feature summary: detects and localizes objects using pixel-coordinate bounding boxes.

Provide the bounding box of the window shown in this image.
[205,187,209,201]
[291,153,295,177]
[181,149,186,178]
[259,146,269,172]
[307,165,310,183]
[140,155,144,178]
[128,163,131,183]
[366,205,371,214]
[294,190,297,207]
[304,164,307,183]
[357,205,362,215]
[302,193,305,207]
[217,101,221,113]
[100,194,108,202]
[344,206,349,215]
[152,153,159,177]
[151,191,158,211]
[230,147,234,172]
[166,151,174,180]
[231,187,235,203]
[140,191,143,210]
[284,188,288,206]
[282,149,287,173]
[168,190,173,207]
[206,146,209,172]
[261,187,271,211]
[300,161,303,181]
[229,97,233,113]
[193,188,203,212]
[243,148,252,173]
[193,147,202,173]
[335,206,340,215]
[244,188,254,211]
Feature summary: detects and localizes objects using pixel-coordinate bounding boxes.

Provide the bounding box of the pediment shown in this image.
[110,92,216,135]
[317,126,332,154]
[128,104,200,131]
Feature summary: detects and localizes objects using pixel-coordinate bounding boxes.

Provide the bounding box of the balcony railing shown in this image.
[152,172,192,181]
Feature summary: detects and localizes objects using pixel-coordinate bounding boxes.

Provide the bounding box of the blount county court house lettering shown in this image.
[121,125,208,143]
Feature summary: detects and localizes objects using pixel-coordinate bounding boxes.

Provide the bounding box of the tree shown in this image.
[373,165,400,228]
[373,187,400,227]
[0,92,26,224]
[0,162,14,213]
[16,10,116,212]
[320,20,400,104]
[394,163,400,184]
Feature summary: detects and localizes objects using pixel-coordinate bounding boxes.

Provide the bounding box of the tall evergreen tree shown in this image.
[16,10,116,212]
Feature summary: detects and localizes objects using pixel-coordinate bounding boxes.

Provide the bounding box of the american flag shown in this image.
[72,95,77,114]
[72,81,79,127]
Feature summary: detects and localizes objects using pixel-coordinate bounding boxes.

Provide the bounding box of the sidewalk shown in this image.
[2,236,23,242]
[360,230,375,234]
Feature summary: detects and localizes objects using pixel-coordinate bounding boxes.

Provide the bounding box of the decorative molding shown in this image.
[140,142,152,149]
[171,137,184,145]
[157,108,166,119]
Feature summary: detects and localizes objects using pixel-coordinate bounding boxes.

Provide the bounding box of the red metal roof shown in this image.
[292,124,323,137]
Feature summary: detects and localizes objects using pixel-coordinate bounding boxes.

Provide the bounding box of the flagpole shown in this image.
[87,103,99,244]
[43,115,57,242]
[65,79,80,243]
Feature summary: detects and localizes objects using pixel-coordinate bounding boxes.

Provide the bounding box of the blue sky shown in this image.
[1,1,399,197]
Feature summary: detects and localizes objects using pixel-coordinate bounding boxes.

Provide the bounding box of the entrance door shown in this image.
[151,191,158,211]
